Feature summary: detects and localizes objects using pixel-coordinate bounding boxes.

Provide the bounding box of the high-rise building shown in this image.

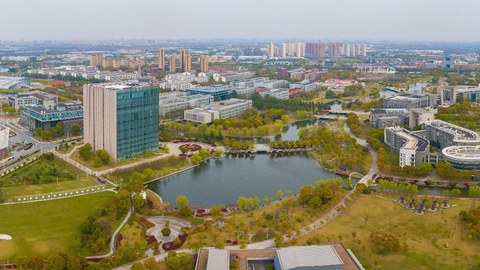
[267,43,276,58]
[89,53,103,67]
[305,42,325,57]
[280,43,305,58]
[181,49,192,72]
[83,83,159,160]
[328,43,340,57]
[169,54,177,73]
[158,48,165,70]
[199,55,209,72]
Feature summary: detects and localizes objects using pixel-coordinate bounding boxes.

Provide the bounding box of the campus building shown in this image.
[369,108,409,128]
[187,85,230,100]
[442,146,480,170]
[0,76,30,90]
[259,88,290,100]
[441,85,480,105]
[383,94,437,109]
[0,127,10,158]
[83,83,159,160]
[183,98,252,124]
[159,92,213,118]
[20,102,83,135]
[384,127,430,167]
[423,120,480,149]
[195,244,363,270]
[8,91,57,110]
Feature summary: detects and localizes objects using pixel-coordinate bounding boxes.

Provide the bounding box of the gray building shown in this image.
[0,76,30,90]
[423,120,480,149]
[159,91,213,118]
[8,91,57,110]
[383,94,436,109]
[384,127,430,167]
[370,108,409,128]
[274,246,345,270]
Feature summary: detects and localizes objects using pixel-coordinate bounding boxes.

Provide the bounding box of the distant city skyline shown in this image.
[1,0,480,42]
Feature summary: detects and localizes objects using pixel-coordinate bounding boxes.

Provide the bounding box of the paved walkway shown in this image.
[111,249,194,270]
[86,206,134,261]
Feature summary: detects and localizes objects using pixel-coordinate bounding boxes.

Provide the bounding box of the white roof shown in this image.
[276,245,343,270]
[206,249,229,270]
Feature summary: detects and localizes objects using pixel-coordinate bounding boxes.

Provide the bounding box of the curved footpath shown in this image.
[86,206,134,261]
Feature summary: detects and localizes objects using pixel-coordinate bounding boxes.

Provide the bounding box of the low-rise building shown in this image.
[184,108,219,124]
[0,127,10,158]
[408,108,436,129]
[187,85,230,100]
[423,120,480,149]
[370,108,409,128]
[383,93,437,109]
[260,88,290,100]
[0,76,30,90]
[20,102,83,135]
[159,92,213,118]
[442,146,480,170]
[384,126,430,167]
[8,91,58,110]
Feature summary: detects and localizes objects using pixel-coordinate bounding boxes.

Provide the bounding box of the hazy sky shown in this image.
[1,0,480,42]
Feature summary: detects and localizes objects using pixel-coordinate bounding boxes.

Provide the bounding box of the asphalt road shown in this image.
[0,118,56,174]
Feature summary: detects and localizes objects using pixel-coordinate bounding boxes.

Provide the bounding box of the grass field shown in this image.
[0,192,115,259]
[294,195,480,270]
[70,149,168,171]
[1,177,98,202]
[0,155,98,202]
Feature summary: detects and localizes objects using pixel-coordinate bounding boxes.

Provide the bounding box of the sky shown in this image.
[1,0,480,42]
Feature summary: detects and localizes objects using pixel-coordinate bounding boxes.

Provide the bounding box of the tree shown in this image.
[276,189,284,200]
[54,122,65,137]
[165,251,181,270]
[41,129,53,140]
[115,189,131,213]
[162,227,171,237]
[34,127,42,137]
[93,156,103,167]
[96,149,110,164]
[143,257,159,270]
[71,123,81,136]
[210,206,222,217]
[176,195,189,209]
[44,254,66,270]
[132,194,145,210]
[190,153,203,164]
[79,143,93,160]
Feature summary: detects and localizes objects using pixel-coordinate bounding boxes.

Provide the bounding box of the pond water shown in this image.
[148,153,338,207]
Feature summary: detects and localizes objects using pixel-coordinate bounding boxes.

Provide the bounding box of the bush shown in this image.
[370,231,400,254]
[161,227,171,237]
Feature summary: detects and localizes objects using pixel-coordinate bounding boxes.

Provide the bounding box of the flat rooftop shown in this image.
[425,120,480,142]
[195,244,361,270]
[442,146,480,161]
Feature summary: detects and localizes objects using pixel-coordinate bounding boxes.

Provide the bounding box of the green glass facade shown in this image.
[116,86,159,159]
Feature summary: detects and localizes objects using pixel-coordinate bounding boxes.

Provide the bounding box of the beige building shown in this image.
[199,55,209,72]
[184,108,219,124]
[89,53,103,67]
[181,49,192,72]
[158,48,165,70]
[169,54,177,73]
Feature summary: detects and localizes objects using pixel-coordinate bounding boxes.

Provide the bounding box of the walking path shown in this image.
[86,206,134,261]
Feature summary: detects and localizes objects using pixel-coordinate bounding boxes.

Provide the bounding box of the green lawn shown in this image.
[70,148,168,171]
[294,195,480,270]
[0,155,99,202]
[1,177,98,202]
[0,192,115,259]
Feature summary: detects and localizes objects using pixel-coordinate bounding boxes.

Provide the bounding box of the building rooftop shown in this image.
[387,127,429,152]
[425,120,480,143]
[386,93,430,101]
[442,146,480,161]
[276,245,344,270]
[0,76,29,89]
[205,249,229,270]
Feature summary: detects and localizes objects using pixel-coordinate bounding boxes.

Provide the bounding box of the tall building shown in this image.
[83,83,159,160]
[305,42,325,57]
[158,48,165,70]
[199,55,209,72]
[169,54,177,73]
[267,43,276,58]
[281,43,305,58]
[89,53,103,67]
[328,43,340,57]
[181,49,192,72]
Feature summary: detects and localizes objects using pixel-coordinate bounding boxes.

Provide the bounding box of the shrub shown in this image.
[161,227,171,237]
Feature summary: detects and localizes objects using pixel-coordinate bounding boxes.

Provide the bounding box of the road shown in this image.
[0,118,56,174]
